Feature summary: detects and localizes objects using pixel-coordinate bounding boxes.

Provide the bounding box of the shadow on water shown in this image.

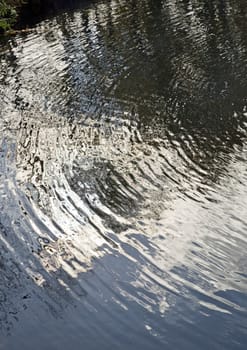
[0,0,247,349]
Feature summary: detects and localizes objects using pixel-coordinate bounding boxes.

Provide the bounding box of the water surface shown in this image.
[0,0,247,349]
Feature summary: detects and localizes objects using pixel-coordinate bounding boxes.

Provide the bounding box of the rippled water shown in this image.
[0,0,247,349]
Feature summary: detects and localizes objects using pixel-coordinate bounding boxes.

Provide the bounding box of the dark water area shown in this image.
[17,0,95,27]
[0,0,247,349]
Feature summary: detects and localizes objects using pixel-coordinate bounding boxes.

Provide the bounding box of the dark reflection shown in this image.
[1,0,247,349]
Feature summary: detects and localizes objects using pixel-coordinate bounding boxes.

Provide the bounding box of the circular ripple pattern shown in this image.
[0,0,247,349]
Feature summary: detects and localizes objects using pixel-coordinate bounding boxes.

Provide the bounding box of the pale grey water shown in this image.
[0,0,247,349]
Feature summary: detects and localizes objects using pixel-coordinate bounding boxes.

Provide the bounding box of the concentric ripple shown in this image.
[0,0,247,349]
